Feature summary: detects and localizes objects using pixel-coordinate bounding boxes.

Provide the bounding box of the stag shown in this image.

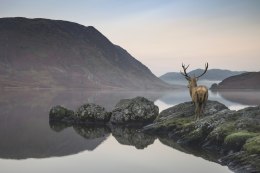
[180,63,209,120]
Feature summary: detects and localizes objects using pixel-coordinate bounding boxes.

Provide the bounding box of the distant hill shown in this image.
[211,72,260,90]
[160,69,246,84]
[0,17,169,90]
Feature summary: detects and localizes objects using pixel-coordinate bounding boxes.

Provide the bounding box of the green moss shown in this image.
[207,122,236,145]
[224,131,258,149]
[162,117,193,128]
[187,128,203,140]
[243,135,260,154]
[212,122,235,137]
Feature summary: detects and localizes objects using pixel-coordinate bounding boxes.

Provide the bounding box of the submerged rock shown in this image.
[75,103,111,123]
[110,97,159,125]
[49,105,74,122]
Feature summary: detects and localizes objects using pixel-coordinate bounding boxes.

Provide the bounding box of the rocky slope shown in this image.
[0,17,169,89]
[211,72,260,90]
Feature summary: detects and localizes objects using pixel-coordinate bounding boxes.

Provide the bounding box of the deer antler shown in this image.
[180,63,190,80]
[196,62,208,79]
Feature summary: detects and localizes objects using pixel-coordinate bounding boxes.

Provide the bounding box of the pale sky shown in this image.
[1,0,260,76]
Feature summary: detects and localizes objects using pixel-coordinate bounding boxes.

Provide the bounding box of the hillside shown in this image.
[211,72,260,89]
[0,17,169,90]
[160,69,246,84]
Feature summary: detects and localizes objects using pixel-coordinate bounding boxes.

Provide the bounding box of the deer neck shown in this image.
[189,82,197,97]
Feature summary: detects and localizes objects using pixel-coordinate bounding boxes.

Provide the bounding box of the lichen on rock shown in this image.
[110,97,159,125]
[75,103,111,123]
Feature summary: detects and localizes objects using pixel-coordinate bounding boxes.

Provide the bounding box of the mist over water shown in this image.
[0,85,259,173]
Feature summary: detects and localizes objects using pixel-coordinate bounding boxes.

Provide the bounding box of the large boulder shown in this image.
[75,103,111,123]
[49,105,74,122]
[110,97,159,125]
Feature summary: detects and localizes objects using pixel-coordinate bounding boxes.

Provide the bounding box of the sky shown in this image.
[1,0,260,76]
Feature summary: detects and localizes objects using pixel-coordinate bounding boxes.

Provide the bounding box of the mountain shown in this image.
[160,69,246,84]
[0,17,169,89]
[211,72,260,90]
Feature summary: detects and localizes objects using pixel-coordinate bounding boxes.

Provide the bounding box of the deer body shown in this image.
[181,63,209,120]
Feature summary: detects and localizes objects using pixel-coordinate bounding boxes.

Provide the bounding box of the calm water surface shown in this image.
[0,86,259,173]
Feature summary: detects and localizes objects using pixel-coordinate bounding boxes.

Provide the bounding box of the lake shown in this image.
[0,86,259,173]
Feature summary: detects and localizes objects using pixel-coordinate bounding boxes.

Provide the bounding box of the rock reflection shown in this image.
[158,137,222,164]
[73,125,110,139]
[110,126,156,149]
[50,122,156,149]
[49,121,72,132]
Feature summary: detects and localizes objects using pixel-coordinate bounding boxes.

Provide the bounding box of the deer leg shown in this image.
[194,103,199,121]
[200,103,204,118]
[197,106,201,120]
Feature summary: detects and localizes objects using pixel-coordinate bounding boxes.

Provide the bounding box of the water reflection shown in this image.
[0,88,259,161]
[49,121,156,150]
[158,136,222,164]
[73,125,110,139]
[215,89,260,105]
[48,121,230,169]
[48,122,231,172]
[110,125,156,149]
[0,89,162,159]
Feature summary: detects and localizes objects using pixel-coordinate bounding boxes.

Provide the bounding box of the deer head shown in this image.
[180,62,208,88]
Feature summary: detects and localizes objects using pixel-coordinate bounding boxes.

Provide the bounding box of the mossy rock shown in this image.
[205,122,236,147]
[224,131,258,151]
[243,135,260,154]
[220,151,260,172]
[235,117,260,132]
[181,128,204,144]
[162,117,193,128]
[49,105,74,121]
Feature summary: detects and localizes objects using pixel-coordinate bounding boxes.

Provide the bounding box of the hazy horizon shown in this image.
[1,0,260,76]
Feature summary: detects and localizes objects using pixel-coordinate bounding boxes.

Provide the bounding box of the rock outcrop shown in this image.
[143,101,260,173]
[110,97,159,125]
[49,97,158,126]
